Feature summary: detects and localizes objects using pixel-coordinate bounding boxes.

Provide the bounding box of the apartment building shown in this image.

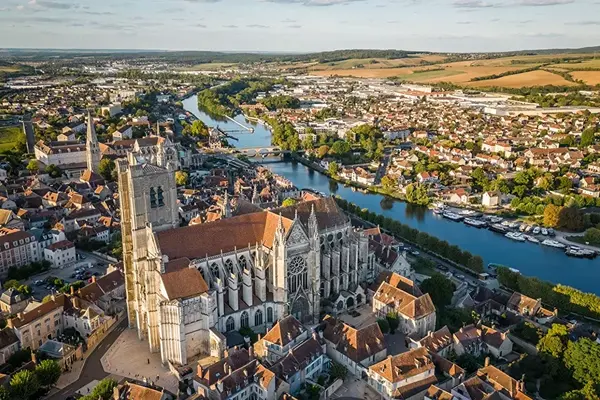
[0,230,40,277]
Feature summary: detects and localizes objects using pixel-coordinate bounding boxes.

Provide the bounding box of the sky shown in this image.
[0,0,598,53]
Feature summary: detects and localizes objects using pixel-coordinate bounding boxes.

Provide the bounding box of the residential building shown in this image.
[254,315,308,364]
[0,230,40,277]
[367,347,437,400]
[0,288,30,315]
[44,240,76,268]
[321,315,387,376]
[408,325,453,357]
[453,324,513,359]
[0,327,20,364]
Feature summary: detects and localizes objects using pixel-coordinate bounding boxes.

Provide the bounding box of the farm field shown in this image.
[0,126,21,153]
[466,70,577,88]
[571,71,600,85]
[184,62,236,71]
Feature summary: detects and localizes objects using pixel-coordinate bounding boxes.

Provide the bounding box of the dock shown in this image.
[225,115,255,133]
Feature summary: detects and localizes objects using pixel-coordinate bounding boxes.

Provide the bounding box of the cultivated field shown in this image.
[304,53,600,88]
[0,126,20,153]
[571,71,600,85]
[467,70,577,88]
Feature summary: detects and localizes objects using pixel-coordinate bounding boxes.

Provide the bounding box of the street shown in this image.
[46,318,128,400]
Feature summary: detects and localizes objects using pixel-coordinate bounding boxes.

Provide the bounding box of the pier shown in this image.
[225,115,255,133]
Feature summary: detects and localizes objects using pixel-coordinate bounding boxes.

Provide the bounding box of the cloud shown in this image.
[183,0,222,2]
[288,24,302,28]
[281,18,297,22]
[565,20,600,25]
[516,0,573,5]
[223,24,238,28]
[265,0,363,6]
[83,11,115,16]
[36,0,77,9]
[247,24,269,28]
[194,23,208,28]
[16,5,25,10]
[453,0,496,8]
[457,21,473,24]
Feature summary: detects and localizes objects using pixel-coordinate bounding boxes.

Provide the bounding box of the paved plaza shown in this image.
[101,328,179,394]
[338,304,377,329]
[331,377,382,400]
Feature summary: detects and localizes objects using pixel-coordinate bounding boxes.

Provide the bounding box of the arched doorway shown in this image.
[337,301,344,311]
[291,296,310,323]
[346,297,354,309]
[356,294,363,305]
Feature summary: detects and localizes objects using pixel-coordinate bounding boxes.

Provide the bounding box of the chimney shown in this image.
[224,349,229,358]
[248,346,254,360]
[70,286,75,296]
[113,386,120,399]
[31,351,37,365]
[312,331,318,341]
[91,275,96,283]
[226,364,232,375]
[51,294,55,302]
[484,357,490,367]
[72,297,80,309]
[519,374,526,392]
[257,334,261,341]
[197,364,204,377]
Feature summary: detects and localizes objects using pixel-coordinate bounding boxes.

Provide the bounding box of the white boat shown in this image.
[501,221,511,227]
[533,227,540,235]
[443,212,464,221]
[433,208,443,215]
[489,216,503,224]
[509,222,520,229]
[464,218,487,228]
[505,232,526,242]
[519,224,527,232]
[524,225,533,233]
[524,235,540,244]
[542,239,565,249]
[541,228,548,236]
[565,246,597,258]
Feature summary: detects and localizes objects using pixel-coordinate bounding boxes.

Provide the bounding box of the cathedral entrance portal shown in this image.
[291,296,311,324]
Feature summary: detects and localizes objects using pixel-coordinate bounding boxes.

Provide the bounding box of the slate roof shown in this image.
[322,315,386,363]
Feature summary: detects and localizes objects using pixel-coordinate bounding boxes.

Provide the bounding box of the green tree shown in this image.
[467,255,484,272]
[0,386,9,400]
[455,353,480,374]
[584,227,600,245]
[44,164,62,178]
[386,312,400,334]
[26,159,38,174]
[175,171,189,186]
[35,359,61,388]
[187,120,209,137]
[420,273,455,308]
[98,158,115,181]
[80,378,118,400]
[558,207,584,231]
[329,140,351,156]
[564,338,600,387]
[381,175,396,191]
[301,136,314,151]
[538,324,568,359]
[330,362,348,381]
[581,128,596,148]
[281,198,298,207]
[328,161,340,176]
[544,204,562,227]
[9,370,40,400]
[405,183,430,206]
[377,318,390,334]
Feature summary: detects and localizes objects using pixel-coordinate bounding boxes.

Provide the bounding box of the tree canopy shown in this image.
[420,273,455,308]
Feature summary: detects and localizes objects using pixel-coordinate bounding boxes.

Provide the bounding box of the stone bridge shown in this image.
[235,146,304,157]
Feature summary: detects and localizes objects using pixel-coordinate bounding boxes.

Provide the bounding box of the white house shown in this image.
[44,240,76,268]
[482,191,500,208]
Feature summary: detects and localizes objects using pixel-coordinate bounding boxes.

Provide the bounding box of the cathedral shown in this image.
[117,154,412,367]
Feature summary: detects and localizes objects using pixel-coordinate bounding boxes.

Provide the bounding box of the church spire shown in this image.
[86,109,101,173]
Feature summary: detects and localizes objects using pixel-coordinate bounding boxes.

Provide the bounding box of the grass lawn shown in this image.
[566,235,600,249]
[0,126,21,153]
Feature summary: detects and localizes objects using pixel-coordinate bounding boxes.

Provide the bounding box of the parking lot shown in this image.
[23,250,111,301]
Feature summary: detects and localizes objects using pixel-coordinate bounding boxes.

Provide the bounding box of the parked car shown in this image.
[34,280,44,286]
[411,250,420,256]
[456,274,466,280]
[437,265,449,272]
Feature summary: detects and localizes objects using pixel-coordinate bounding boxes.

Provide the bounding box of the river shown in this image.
[183,95,600,295]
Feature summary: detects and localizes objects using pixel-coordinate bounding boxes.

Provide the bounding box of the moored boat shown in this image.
[489,224,507,233]
[464,218,487,228]
[525,235,540,244]
[442,211,464,221]
[506,232,526,242]
[542,239,566,249]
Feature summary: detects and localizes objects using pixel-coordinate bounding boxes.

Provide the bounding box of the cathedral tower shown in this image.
[117,152,179,350]
[86,110,101,173]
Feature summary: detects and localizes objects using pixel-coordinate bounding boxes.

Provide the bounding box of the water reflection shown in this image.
[329,180,339,194]
[380,197,394,211]
[405,203,427,222]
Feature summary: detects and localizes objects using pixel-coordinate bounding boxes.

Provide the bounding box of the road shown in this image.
[46,318,127,400]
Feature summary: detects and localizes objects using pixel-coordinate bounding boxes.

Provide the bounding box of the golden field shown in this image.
[303,53,600,88]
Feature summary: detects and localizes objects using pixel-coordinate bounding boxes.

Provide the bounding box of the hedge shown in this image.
[334,197,484,273]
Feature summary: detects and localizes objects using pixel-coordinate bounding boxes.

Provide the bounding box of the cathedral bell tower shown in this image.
[85,110,101,173]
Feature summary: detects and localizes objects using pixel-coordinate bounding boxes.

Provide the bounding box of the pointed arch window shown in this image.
[267,307,273,323]
[226,317,235,332]
[238,255,248,270]
[241,311,249,328]
[254,309,263,326]
[210,263,220,280]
